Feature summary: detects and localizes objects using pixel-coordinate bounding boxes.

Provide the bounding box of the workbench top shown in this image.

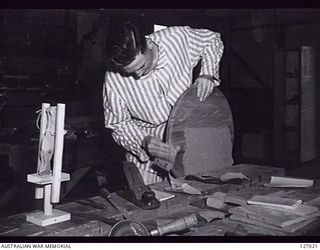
[1,164,320,237]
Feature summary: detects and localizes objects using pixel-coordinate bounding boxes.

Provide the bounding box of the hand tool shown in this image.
[185,174,246,185]
[117,162,160,210]
[100,187,132,219]
[108,213,198,236]
[72,211,118,226]
[108,219,150,236]
[149,213,198,236]
[151,148,185,178]
[76,199,107,209]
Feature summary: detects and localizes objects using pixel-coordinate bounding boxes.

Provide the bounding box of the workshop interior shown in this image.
[0,9,320,237]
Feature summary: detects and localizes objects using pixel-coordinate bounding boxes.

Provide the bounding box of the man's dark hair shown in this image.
[105,21,147,71]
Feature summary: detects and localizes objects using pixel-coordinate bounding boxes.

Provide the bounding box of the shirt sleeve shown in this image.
[102,79,150,162]
[186,26,224,85]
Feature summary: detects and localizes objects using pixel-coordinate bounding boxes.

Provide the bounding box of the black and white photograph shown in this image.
[0,8,319,244]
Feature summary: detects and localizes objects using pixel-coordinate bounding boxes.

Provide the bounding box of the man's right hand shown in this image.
[142,136,181,163]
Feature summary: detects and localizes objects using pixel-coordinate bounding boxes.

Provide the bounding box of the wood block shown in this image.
[26,209,71,226]
[27,172,70,185]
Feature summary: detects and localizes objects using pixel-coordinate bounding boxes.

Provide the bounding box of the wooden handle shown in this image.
[150,213,197,236]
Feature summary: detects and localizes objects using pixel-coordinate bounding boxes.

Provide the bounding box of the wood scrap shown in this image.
[229,205,320,228]
[224,190,291,207]
[230,214,318,234]
[224,194,247,206]
[251,203,319,216]
[206,192,227,209]
[265,176,314,188]
[248,195,302,209]
[198,210,226,222]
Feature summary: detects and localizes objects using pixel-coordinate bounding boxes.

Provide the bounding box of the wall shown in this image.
[228,9,320,164]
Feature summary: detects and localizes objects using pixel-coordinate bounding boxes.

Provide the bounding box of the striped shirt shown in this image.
[102,26,224,184]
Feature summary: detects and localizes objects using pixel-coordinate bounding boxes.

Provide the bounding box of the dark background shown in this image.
[0,9,319,216]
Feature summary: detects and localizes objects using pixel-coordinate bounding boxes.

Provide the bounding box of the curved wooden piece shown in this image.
[165,85,234,177]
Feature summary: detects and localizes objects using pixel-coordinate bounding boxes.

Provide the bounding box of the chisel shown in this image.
[100,187,133,219]
[76,199,107,209]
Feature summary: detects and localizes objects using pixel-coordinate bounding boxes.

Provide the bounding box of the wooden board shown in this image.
[230,214,318,234]
[247,204,320,216]
[165,86,234,177]
[229,205,320,228]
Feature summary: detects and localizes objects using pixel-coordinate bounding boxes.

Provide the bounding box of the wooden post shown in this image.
[43,184,53,215]
[35,103,50,199]
[51,103,66,203]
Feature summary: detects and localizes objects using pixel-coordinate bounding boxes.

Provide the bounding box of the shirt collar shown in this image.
[146,35,168,69]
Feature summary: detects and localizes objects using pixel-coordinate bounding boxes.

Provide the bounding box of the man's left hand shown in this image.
[195,77,216,102]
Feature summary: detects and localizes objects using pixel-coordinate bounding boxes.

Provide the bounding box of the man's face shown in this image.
[122,47,154,79]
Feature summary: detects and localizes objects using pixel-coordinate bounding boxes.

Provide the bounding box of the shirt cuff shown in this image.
[198,74,220,86]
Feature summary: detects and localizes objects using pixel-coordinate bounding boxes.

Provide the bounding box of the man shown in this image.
[103,21,224,184]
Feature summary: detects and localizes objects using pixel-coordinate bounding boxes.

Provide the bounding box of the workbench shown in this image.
[1,164,320,238]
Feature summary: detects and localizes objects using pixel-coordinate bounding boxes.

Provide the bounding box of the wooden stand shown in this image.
[26,103,71,226]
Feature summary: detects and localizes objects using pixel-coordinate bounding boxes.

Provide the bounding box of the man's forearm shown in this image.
[108,122,150,162]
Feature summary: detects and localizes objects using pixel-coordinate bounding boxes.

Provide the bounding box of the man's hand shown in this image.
[195,77,216,102]
[142,136,181,163]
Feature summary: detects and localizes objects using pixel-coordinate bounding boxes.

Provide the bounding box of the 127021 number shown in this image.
[300,244,318,248]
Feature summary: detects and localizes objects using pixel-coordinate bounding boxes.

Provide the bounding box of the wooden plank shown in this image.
[229,205,320,227]
[219,216,320,236]
[216,218,288,236]
[230,214,318,234]
[300,46,317,162]
[248,204,319,216]
[247,195,302,209]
